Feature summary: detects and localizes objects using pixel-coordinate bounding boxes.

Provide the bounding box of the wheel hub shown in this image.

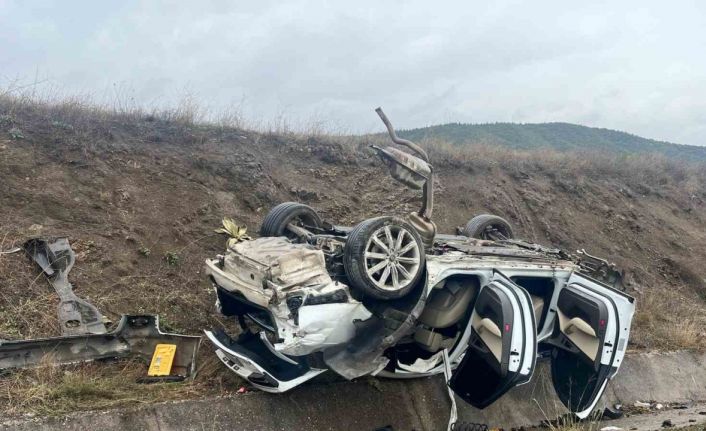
[363,225,421,292]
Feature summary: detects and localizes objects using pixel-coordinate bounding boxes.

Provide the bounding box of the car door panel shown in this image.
[550,272,635,418]
[449,271,537,409]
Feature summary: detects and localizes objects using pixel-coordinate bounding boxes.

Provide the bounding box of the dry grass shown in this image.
[1,360,188,416]
[1,84,705,193]
[632,289,706,351]
[419,137,706,192]
[322,133,706,197]
[678,424,706,431]
[543,421,601,431]
[0,81,328,137]
[0,292,58,339]
[528,366,603,431]
[0,236,62,339]
[0,350,242,417]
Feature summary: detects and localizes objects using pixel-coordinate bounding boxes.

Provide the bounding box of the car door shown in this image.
[549,272,635,418]
[449,271,537,409]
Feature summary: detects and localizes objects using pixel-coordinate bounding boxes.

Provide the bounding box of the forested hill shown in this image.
[398,122,706,160]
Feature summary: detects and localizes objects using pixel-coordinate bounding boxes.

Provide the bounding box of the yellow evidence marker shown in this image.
[148,344,177,376]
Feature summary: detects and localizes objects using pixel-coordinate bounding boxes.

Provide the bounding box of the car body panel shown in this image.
[277,302,372,356]
[206,258,273,308]
[204,329,326,393]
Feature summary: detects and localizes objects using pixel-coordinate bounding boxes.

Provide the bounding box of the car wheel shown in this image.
[462,214,514,240]
[260,202,322,239]
[344,216,425,300]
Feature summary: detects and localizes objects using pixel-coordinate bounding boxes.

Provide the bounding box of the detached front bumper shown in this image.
[204,329,325,393]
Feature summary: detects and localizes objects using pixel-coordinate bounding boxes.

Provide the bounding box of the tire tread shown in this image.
[463,214,514,239]
[260,202,322,237]
[343,216,425,300]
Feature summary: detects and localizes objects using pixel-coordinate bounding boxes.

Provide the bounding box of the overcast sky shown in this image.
[2,1,705,145]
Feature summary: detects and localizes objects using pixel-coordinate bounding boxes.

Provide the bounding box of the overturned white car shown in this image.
[204,108,635,419]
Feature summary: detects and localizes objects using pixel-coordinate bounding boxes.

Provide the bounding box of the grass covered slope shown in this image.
[399,122,706,160]
[1,95,705,415]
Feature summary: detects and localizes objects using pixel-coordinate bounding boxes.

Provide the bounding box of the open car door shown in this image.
[449,272,537,409]
[550,272,635,418]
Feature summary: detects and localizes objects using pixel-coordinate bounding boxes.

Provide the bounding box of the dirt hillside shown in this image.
[1,97,705,415]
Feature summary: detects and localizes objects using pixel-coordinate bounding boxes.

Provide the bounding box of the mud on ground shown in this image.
[1,97,705,416]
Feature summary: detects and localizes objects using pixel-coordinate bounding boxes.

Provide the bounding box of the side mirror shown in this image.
[371,145,431,190]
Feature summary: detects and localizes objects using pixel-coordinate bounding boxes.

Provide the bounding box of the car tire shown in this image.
[344,216,425,300]
[260,202,323,238]
[462,214,514,240]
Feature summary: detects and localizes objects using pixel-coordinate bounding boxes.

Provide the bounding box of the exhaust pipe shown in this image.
[375,107,437,246]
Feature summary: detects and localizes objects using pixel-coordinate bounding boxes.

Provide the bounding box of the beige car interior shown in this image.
[530,294,544,324]
[418,278,479,328]
[413,278,548,359]
[557,309,599,360]
[471,313,503,363]
[415,278,479,352]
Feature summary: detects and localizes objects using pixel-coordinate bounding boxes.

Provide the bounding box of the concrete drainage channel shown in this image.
[2,350,705,431]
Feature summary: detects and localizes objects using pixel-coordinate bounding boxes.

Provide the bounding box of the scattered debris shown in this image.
[24,238,107,335]
[0,315,200,378]
[215,217,252,247]
[661,419,673,428]
[0,237,202,380]
[148,343,178,376]
[630,401,672,413]
[602,406,625,420]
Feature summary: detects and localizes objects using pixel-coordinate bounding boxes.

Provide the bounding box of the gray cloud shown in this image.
[2,0,705,145]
